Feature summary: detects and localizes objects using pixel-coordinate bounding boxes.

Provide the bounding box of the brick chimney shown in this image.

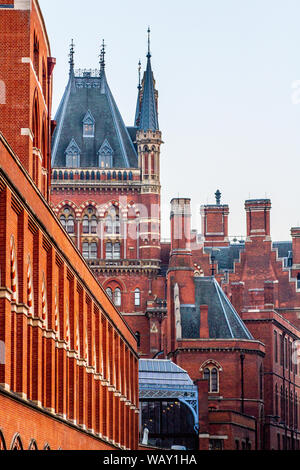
[245,199,271,241]
[291,228,300,267]
[170,198,192,253]
[201,190,229,247]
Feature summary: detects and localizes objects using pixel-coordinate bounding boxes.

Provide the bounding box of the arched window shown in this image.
[60,215,66,229]
[28,439,38,450]
[297,273,300,289]
[33,34,39,77]
[105,210,120,236]
[64,171,68,180]
[105,216,113,234]
[114,288,121,307]
[91,216,97,234]
[11,434,23,450]
[202,364,220,393]
[0,430,6,450]
[118,171,122,180]
[60,208,75,234]
[83,216,89,234]
[129,171,133,181]
[53,171,57,180]
[211,368,218,392]
[123,172,127,181]
[115,215,120,235]
[112,171,117,180]
[134,288,141,306]
[275,384,279,417]
[106,287,113,300]
[59,171,63,180]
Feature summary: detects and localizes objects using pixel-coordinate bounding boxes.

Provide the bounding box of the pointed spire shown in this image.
[69,39,75,75]
[137,28,159,131]
[147,26,151,59]
[100,39,106,73]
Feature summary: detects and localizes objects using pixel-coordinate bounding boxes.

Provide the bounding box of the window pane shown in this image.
[106,288,113,300]
[211,368,218,392]
[114,288,121,306]
[82,242,89,259]
[113,243,120,260]
[134,289,141,306]
[90,242,97,259]
[106,242,112,260]
[83,216,89,234]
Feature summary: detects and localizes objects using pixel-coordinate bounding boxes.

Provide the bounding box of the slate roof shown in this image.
[52,69,138,168]
[135,54,159,132]
[204,244,245,271]
[272,241,292,259]
[180,277,253,340]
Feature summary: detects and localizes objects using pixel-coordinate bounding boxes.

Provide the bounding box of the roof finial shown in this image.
[69,39,75,75]
[100,39,106,71]
[215,189,221,205]
[138,59,142,89]
[147,26,151,59]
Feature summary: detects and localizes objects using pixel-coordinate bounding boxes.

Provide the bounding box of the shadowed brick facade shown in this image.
[0,0,138,450]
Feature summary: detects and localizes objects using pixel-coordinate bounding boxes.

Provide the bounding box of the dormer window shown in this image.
[82,110,95,138]
[98,139,113,168]
[65,138,81,168]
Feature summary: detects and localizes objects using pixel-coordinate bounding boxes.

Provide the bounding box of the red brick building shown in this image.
[49,10,300,449]
[1,0,300,452]
[0,0,139,450]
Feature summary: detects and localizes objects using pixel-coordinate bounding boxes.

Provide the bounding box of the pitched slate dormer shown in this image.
[65,138,81,168]
[82,110,95,138]
[98,138,113,168]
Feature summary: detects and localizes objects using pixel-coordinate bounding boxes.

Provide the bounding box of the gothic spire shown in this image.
[136,27,159,132]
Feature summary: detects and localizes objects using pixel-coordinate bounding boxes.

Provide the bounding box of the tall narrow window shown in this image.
[90,242,97,259]
[114,288,121,307]
[134,288,141,306]
[91,216,97,234]
[106,242,113,260]
[106,287,113,300]
[82,242,89,259]
[82,216,89,234]
[274,330,278,363]
[211,368,218,392]
[203,366,219,393]
[113,242,121,260]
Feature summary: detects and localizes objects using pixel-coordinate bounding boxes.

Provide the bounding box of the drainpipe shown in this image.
[240,353,245,414]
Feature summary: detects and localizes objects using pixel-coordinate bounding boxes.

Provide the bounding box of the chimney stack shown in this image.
[245,199,271,241]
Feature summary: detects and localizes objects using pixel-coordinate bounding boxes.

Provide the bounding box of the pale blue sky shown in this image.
[40,0,300,240]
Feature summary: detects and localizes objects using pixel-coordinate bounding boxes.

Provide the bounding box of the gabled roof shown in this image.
[52,68,138,169]
[180,277,253,340]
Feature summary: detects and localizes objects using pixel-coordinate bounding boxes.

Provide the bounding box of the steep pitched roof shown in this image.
[51,68,138,168]
[136,54,159,132]
[180,276,253,340]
